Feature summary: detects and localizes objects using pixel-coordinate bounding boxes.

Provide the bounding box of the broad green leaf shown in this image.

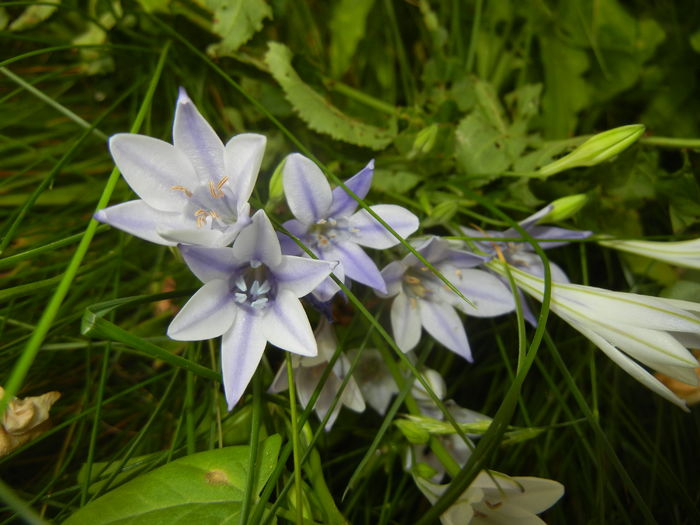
[453,113,510,179]
[328,0,375,78]
[538,36,589,138]
[135,0,171,12]
[372,169,421,194]
[205,0,272,57]
[64,435,282,525]
[265,42,396,149]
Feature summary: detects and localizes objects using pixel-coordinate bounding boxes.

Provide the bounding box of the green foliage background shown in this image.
[1,0,700,523]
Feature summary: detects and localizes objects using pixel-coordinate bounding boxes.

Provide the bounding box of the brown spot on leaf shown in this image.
[205,469,229,485]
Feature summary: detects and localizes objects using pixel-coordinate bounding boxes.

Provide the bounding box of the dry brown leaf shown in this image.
[1,387,61,456]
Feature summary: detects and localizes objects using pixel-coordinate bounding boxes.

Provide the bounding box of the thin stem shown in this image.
[287,354,304,525]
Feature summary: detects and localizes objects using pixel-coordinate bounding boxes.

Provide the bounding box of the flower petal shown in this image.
[350,204,419,249]
[221,312,267,409]
[233,210,282,267]
[283,153,332,224]
[173,88,225,184]
[224,133,266,207]
[419,301,472,361]
[274,255,336,297]
[108,134,195,212]
[325,241,386,293]
[450,269,515,318]
[390,293,422,352]
[574,322,688,410]
[94,200,181,246]
[380,260,406,297]
[178,244,242,282]
[167,280,236,340]
[327,160,374,218]
[311,261,345,302]
[265,289,317,356]
[158,226,226,247]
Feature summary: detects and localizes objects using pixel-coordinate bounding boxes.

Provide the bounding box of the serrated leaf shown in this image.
[265,42,396,149]
[205,0,272,56]
[328,0,375,78]
[454,113,510,178]
[8,0,60,31]
[64,435,282,525]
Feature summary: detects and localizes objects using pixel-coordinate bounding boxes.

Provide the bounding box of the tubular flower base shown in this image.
[95,88,266,247]
[599,238,700,270]
[167,210,335,409]
[414,470,565,525]
[489,260,700,409]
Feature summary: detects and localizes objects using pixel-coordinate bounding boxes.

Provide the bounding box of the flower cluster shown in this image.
[95,89,700,523]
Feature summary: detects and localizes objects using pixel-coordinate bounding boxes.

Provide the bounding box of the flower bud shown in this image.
[538,124,645,177]
[266,158,286,209]
[409,124,439,158]
[539,194,588,222]
[395,419,430,444]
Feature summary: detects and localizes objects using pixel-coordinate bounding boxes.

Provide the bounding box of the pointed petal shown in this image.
[224,133,266,206]
[390,293,422,352]
[178,244,241,282]
[283,153,332,224]
[311,264,344,302]
[167,280,236,340]
[380,260,406,297]
[158,226,226,247]
[451,269,515,317]
[94,200,181,246]
[516,205,552,230]
[265,289,317,356]
[526,225,592,247]
[504,476,565,514]
[574,322,688,410]
[221,312,267,409]
[419,301,472,361]
[173,88,225,184]
[327,160,374,217]
[267,363,289,393]
[326,241,386,293]
[350,204,419,249]
[274,255,336,297]
[233,210,282,267]
[109,134,195,212]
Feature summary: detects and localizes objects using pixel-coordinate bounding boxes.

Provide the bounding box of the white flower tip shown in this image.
[367,159,375,170]
[177,86,191,104]
[93,209,107,223]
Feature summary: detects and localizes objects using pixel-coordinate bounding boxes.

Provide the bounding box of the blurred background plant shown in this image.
[2,0,700,523]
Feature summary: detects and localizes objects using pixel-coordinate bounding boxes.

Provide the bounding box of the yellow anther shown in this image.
[493,243,507,263]
[207,177,228,198]
[404,275,421,285]
[171,185,192,197]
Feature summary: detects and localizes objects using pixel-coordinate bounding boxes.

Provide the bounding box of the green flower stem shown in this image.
[239,368,263,525]
[639,136,700,149]
[286,354,304,525]
[0,41,171,417]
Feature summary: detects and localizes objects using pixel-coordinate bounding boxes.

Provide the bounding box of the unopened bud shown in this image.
[395,419,430,444]
[540,194,588,222]
[410,124,439,158]
[266,158,286,208]
[538,124,645,177]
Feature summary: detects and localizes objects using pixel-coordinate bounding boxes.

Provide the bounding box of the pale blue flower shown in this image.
[599,237,700,270]
[269,319,365,430]
[167,210,335,409]
[280,153,419,301]
[461,204,591,283]
[462,204,591,324]
[95,88,265,247]
[380,237,514,361]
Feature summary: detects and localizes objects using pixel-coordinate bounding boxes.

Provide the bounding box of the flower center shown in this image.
[230,263,277,313]
[172,177,238,230]
[402,267,436,300]
[308,217,355,248]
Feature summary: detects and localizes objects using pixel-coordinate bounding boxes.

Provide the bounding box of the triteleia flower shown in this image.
[167,210,335,409]
[461,204,591,284]
[380,237,514,361]
[414,470,565,525]
[280,153,419,301]
[95,88,265,247]
[598,238,700,270]
[489,260,700,409]
[347,348,398,415]
[269,319,365,430]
